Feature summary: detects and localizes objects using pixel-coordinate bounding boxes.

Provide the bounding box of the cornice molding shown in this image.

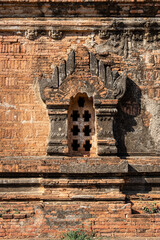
[0,19,159,42]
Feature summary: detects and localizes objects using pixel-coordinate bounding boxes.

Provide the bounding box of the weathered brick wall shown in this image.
[0,201,158,239]
[0,201,160,238]
[0,0,160,239]
[0,35,72,156]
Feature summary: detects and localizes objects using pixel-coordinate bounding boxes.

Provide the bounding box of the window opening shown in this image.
[72,125,80,136]
[72,140,80,151]
[71,110,80,121]
[83,125,91,136]
[83,140,92,151]
[83,110,91,121]
[68,93,96,156]
[78,97,85,107]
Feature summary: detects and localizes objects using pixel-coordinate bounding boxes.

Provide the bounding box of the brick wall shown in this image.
[0,201,160,239]
[0,0,160,239]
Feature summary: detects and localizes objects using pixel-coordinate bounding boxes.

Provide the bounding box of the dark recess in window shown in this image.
[83,140,92,151]
[71,110,80,121]
[78,97,85,107]
[72,140,80,151]
[72,125,80,135]
[83,125,91,136]
[83,110,91,121]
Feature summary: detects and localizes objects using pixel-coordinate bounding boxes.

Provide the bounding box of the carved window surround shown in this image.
[39,47,127,156]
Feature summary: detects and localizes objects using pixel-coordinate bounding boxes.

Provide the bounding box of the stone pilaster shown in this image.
[47,105,68,155]
[95,99,118,155]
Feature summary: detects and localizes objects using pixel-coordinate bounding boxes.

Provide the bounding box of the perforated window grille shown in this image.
[68,93,96,156]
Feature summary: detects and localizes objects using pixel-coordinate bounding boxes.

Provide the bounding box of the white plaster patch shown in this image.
[0,102,16,109]
[21,115,33,124]
[84,33,96,48]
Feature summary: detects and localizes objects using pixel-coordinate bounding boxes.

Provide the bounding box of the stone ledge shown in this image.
[128,157,160,173]
[0,156,128,173]
[0,156,160,174]
[0,192,125,201]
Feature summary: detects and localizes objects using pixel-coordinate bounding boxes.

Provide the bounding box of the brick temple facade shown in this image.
[0,0,160,239]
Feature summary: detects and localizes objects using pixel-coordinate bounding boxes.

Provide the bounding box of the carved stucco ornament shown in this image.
[39,47,127,156]
[48,30,63,40]
[89,52,127,100]
[112,71,127,99]
[24,28,63,40]
[98,20,160,58]
[25,29,38,40]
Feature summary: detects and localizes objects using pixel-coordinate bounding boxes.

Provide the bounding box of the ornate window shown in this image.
[39,47,126,156]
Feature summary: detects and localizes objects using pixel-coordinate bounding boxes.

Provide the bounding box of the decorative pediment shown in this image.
[39,47,127,105]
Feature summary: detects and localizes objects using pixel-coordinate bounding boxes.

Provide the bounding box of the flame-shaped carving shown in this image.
[113,72,127,99]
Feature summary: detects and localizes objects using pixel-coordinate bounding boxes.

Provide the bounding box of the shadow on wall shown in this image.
[113,78,141,157]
